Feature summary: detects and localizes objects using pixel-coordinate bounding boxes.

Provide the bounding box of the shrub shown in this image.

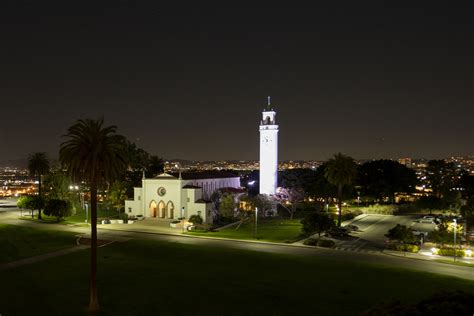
[340,210,363,221]
[387,243,419,253]
[317,239,336,248]
[301,212,334,237]
[355,204,397,215]
[189,214,203,225]
[341,212,355,221]
[119,212,128,223]
[43,199,71,222]
[437,248,465,257]
[385,224,416,244]
[303,238,318,246]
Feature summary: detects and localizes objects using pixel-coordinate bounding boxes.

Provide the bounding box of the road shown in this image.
[1,209,473,281]
[337,214,413,251]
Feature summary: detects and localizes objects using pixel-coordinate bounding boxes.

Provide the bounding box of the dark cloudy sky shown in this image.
[0,2,472,163]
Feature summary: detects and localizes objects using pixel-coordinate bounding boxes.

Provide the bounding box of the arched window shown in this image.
[166,201,174,219]
[149,200,157,217]
[158,200,166,218]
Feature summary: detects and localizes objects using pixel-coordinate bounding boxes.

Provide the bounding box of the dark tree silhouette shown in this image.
[27,152,50,220]
[357,159,418,202]
[324,153,358,226]
[60,118,127,312]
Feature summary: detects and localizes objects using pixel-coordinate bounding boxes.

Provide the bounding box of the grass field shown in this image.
[187,218,304,243]
[0,223,77,263]
[0,235,473,315]
[19,208,119,226]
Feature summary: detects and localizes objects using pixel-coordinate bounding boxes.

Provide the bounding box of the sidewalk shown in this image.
[383,249,474,265]
[0,245,89,271]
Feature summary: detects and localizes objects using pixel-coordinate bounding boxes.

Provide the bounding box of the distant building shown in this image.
[124,171,241,224]
[398,158,412,168]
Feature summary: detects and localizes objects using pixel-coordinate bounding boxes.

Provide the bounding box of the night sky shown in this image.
[0,2,472,164]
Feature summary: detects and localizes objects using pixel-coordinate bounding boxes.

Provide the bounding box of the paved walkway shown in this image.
[0,245,89,271]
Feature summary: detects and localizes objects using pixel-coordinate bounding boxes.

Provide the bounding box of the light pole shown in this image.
[85,202,89,224]
[254,207,258,239]
[181,207,185,233]
[453,218,457,262]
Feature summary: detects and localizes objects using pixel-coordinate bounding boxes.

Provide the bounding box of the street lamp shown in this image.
[85,202,89,224]
[181,207,185,233]
[254,207,258,239]
[453,218,457,262]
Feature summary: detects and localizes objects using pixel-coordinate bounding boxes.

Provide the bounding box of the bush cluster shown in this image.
[317,239,335,248]
[437,248,465,257]
[340,209,363,221]
[355,204,397,215]
[387,243,419,253]
[189,214,203,225]
[303,238,318,246]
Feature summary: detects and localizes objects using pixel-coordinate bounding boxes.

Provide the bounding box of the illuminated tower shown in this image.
[259,96,279,195]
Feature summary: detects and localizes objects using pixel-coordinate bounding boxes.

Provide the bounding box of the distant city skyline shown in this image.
[0,3,472,162]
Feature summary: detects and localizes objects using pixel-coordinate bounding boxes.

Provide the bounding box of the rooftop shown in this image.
[154,171,239,180]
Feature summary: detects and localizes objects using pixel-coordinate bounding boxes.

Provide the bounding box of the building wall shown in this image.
[184,177,241,199]
[124,177,236,224]
[259,126,278,195]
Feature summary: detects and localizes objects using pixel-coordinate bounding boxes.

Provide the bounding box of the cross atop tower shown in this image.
[266,96,274,111]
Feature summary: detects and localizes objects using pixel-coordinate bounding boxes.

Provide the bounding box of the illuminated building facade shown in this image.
[259,97,279,195]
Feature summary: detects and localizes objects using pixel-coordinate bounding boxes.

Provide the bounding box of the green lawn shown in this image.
[187,218,304,243]
[0,236,473,315]
[65,208,119,224]
[20,208,119,226]
[0,223,77,263]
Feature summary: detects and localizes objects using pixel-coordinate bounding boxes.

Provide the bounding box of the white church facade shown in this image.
[125,171,241,224]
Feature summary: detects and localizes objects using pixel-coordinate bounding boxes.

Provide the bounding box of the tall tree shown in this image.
[426,160,459,198]
[324,153,358,226]
[273,187,305,219]
[27,152,50,220]
[357,160,418,202]
[309,163,337,208]
[43,168,72,201]
[59,118,127,312]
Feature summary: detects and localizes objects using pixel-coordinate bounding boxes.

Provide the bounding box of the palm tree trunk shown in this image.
[37,175,42,220]
[337,184,342,227]
[88,181,100,312]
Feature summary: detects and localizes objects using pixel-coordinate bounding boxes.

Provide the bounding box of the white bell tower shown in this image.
[259,96,279,195]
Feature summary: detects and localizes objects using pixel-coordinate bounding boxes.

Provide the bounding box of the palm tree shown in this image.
[27,152,50,220]
[59,118,127,312]
[324,153,358,226]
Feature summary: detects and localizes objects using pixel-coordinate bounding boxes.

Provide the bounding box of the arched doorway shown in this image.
[158,200,166,218]
[149,200,157,217]
[167,201,174,219]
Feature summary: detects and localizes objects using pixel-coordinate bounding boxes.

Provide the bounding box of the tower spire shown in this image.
[267,96,271,110]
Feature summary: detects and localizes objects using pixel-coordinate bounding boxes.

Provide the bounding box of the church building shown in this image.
[124,171,241,224]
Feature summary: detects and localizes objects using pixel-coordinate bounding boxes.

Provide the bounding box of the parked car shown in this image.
[415,218,436,224]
